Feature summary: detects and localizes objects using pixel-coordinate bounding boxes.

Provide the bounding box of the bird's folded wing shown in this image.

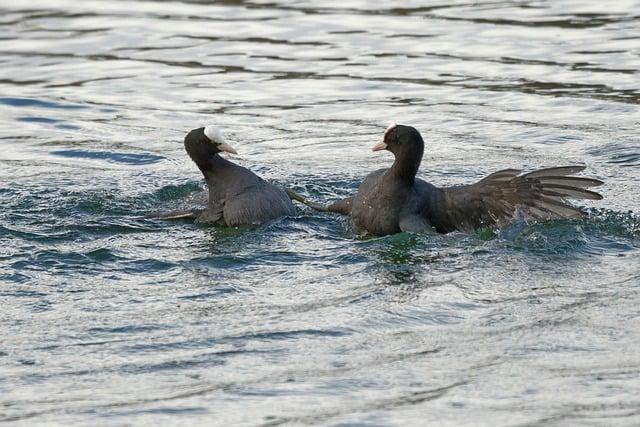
[437,166,603,232]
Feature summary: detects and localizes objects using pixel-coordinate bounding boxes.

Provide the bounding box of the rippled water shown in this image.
[1,1,640,425]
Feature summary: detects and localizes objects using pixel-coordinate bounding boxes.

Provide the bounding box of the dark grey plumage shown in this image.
[172,126,295,226]
[294,124,603,236]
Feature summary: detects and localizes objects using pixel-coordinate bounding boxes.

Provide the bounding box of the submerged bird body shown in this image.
[327,124,603,236]
[182,126,295,226]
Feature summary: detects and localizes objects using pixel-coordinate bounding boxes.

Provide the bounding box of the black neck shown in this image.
[389,143,423,183]
[191,153,236,208]
[192,152,229,180]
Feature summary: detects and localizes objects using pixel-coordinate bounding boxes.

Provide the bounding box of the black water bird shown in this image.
[157,125,295,226]
[290,124,603,236]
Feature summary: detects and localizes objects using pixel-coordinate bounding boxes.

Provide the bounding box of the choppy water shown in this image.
[1,1,640,425]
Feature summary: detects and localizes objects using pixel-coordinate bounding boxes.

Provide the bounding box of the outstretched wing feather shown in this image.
[437,165,602,231]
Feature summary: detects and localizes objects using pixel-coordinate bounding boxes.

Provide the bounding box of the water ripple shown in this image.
[50,149,165,165]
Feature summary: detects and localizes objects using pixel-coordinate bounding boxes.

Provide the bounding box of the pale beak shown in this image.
[217,142,238,155]
[371,140,387,152]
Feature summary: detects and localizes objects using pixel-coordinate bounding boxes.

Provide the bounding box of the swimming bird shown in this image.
[290,124,603,236]
[157,125,295,226]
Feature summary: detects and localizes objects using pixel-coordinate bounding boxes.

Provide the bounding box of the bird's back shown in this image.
[223,180,295,226]
[202,159,295,226]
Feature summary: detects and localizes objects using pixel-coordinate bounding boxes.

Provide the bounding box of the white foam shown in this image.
[203,125,225,144]
[383,122,397,138]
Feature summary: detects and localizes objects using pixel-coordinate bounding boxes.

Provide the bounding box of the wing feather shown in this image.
[434,165,603,232]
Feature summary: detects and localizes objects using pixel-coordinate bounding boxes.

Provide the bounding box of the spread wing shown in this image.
[435,166,603,232]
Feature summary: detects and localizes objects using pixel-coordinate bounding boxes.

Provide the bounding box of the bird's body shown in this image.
[193,153,295,226]
[350,169,437,235]
[321,124,603,237]
[155,126,295,226]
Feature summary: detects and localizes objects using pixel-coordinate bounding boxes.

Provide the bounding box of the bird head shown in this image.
[184,125,238,159]
[371,123,424,156]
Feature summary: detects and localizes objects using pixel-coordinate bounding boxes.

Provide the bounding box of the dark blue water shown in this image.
[1,1,640,425]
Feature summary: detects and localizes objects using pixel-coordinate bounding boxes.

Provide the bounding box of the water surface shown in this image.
[1,1,640,425]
